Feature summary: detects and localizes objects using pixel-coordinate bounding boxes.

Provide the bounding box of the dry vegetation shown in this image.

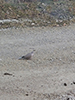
[0,0,75,28]
[0,2,51,19]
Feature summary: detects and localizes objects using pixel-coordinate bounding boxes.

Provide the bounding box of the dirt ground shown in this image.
[0,24,75,100]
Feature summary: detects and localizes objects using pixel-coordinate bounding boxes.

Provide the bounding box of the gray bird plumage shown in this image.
[19,50,35,60]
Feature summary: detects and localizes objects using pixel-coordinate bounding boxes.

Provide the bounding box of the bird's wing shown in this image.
[24,53,31,59]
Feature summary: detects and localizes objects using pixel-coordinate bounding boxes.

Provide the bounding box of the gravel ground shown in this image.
[0,24,75,100]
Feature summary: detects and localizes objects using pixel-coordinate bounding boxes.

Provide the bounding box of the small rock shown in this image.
[4,73,12,76]
[67,98,69,100]
[63,23,66,26]
[64,83,67,86]
[26,93,29,96]
[31,23,35,26]
[71,82,73,85]
[56,19,59,22]
[59,20,63,22]
[56,24,59,27]
[73,81,75,84]
[59,58,62,61]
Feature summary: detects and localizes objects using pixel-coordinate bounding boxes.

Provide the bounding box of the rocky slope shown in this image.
[0,0,75,28]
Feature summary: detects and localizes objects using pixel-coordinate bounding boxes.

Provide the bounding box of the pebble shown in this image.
[31,23,35,26]
[64,83,67,86]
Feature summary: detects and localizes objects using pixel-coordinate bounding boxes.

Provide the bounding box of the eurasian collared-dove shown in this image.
[19,50,35,60]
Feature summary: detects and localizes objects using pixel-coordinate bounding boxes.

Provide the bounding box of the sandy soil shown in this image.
[0,24,75,100]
